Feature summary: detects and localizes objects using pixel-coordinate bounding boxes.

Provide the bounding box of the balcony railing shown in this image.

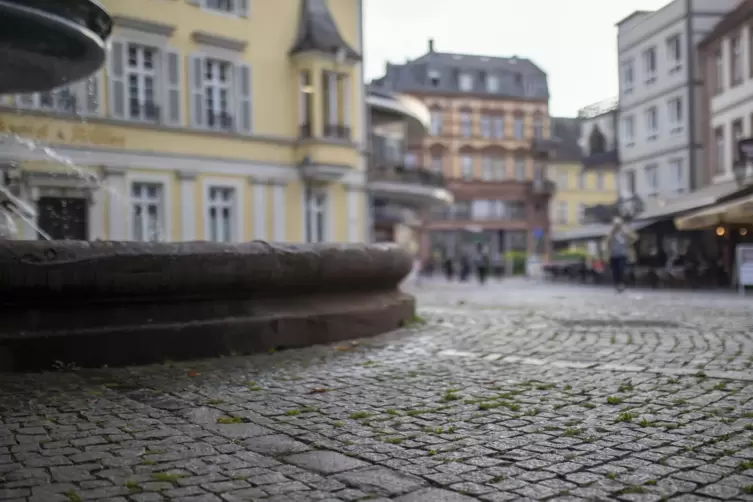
[369,164,446,188]
[324,124,351,140]
[130,101,160,122]
[208,112,233,131]
[299,122,313,138]
[373,204,421,224]
[582,148,619,168]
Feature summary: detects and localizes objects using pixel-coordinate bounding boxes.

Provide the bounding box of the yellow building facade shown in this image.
[0,0,367,243]
[550,163,618,231]
[546,117,618,232]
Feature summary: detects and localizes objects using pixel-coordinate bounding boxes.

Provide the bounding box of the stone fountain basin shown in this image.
[0,241,415,370]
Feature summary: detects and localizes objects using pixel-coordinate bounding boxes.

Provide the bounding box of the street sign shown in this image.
[532,227,544,239]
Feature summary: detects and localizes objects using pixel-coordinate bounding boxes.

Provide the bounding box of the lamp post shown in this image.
[615,193,644,222]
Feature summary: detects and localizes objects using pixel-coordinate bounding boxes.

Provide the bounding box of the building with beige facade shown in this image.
[371,39,554,260]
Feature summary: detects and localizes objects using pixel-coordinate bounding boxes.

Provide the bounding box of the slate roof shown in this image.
[699,0,753,49]
[549,117,582,163]
[372,40,548,100]
[289,0,361,60]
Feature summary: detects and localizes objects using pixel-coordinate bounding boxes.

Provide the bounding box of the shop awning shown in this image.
[674,193,753,230]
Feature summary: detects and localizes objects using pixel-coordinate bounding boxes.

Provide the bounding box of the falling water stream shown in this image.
[0,122,166,242]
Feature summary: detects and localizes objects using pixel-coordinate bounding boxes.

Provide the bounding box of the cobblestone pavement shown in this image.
[4,280,753,501]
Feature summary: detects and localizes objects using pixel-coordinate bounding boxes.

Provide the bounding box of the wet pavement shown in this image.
[3,279,753,501]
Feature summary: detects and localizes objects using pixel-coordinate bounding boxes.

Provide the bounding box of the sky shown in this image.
[363,0,672,118]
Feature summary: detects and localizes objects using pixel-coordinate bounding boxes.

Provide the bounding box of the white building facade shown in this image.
[617,0,739,202]
[704,18,753,184]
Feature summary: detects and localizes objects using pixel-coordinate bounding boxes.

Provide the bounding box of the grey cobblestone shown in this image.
[3,280,753,500]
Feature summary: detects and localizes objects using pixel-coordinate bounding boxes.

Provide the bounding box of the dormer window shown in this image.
[428,69,440,87]
[459,73,473,92]
[486,74,499,93]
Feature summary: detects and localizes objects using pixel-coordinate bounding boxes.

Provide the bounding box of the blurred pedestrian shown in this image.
[604,217,638,292]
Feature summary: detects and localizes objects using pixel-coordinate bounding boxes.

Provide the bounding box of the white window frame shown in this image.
[430,110,442,135]
[461,155,473,179]
[513,117,524,140]
[643,47,657,84]
[621,59,634,94]
[480,115,491,138]
[493,116,505,139]
[428,69,441,87]
[667,97,683,134]
[459,73,473,91]
[460,112,472,137]
[622,115,635,147]
[125,43,160,122]
[732,35,743,86]
[644,164,659,197]
[533,117,543,139]
[486,75,499,93]
[202,177,244,242]
[515,157,526,180]
[715,126,725,175]
[732,118,744,164]
[127,172,172,242]
[669,158,684,194]
[304,184,329,243]
[481,157,493,180]
[666,34,682,74]
[645,106,658,141]
[203,57,234,130]
[715,49,724,93]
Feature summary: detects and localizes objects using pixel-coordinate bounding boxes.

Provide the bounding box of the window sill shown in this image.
[623,87,634,95]
[669,65,682,75]
[647,134,658,141]
[670,127,684,135]
[644,76,657,85]
[624,141,635,148]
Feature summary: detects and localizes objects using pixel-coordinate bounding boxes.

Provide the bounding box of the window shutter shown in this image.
[108,41,126,118]
[327,72,337,125]
[163,49,182,126]
[235,63,252,134]
[342,75,350,133]
[188,54,205,128]
[236,0,249,17]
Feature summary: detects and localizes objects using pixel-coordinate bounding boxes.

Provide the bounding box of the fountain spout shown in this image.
[0,0,112,239]
[0,0,112,94]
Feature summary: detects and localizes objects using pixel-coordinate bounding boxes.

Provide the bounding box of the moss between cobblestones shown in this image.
[216,416,243,424]
[64,490,81,502]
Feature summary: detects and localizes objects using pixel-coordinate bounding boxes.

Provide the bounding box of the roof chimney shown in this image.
[428,39,434,52]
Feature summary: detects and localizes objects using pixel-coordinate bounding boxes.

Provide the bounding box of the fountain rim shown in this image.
[0,0,110,94]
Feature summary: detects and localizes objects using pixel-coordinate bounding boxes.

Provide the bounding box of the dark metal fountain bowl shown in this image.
[0,0,112,95]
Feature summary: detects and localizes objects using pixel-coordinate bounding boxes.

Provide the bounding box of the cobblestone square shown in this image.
[3,280,753,500]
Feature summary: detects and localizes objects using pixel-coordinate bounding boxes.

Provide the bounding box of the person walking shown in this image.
[604,217,638,292]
